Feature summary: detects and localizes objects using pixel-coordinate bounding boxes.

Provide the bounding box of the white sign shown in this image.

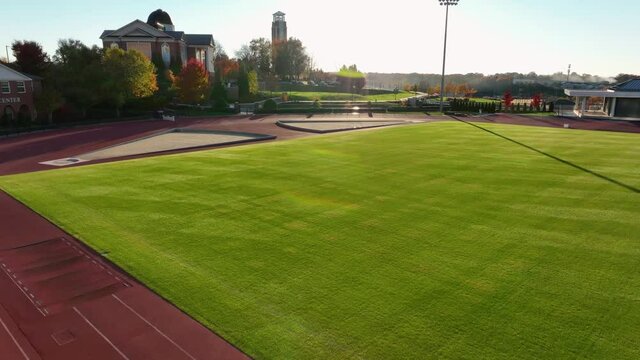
[0,97,21,104]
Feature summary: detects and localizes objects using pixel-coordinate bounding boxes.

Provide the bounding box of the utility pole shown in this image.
[438,0,460,113]
[567,64,571,83]
[5,46,10,63]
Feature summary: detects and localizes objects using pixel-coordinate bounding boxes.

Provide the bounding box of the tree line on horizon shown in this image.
[366,72,638,98]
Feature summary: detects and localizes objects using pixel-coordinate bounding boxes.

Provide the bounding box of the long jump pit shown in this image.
[40,128,276,167]
[276,120,409,134]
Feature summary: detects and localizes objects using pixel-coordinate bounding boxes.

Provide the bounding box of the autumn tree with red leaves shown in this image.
[503,91,514,110]
[531,93,542,110]
[174,59,210,104]
[214,54,239,80]
[11,40,50,76]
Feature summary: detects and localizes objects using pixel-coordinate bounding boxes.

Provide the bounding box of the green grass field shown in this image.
[1,122,639,359]
[283,90,416,101]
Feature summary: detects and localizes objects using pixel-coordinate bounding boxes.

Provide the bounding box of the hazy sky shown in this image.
[1,0,638,76]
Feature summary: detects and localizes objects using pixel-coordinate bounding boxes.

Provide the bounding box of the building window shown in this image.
[16,81,26,93]
[3,106,15,122]
[181,45,187,65]
[161,42,171,68]
[195,48,206,64]
[0,82,9,94]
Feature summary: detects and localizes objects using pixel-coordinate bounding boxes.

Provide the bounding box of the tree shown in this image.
[336,65,366,94]
[236,38,272,79]
[262,99,278,112]
[35,86,64,124]
[235,45,252,66]
[250,38,272,78]
[102,48,158,117]
[457,83,478,98]
[614,74,640,84]
[215,53,239,81]
[445,82,457,97]
[247,70,259,96]
[273,38,310,80]
[503,91,514,110]
[531,93,542,110]
[11,40,50,76]
[174,58,209,104]
[237,62,249,100]
[237,64,259,100]
[52,39,104,118]
[427,86,440,96]
[210,68,228,105]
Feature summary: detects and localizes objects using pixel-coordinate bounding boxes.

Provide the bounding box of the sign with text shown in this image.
[0,97,21,104]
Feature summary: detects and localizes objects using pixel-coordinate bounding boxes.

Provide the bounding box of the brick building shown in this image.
[100,9,215,75]
[0,63,38,123]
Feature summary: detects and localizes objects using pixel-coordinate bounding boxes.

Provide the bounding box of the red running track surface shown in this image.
[0,191,249,360]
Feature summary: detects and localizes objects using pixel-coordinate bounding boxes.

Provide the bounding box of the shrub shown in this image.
[214,99,229,112]
[262,99,278,112]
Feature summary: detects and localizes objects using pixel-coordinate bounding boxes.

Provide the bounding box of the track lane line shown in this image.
[73,306,130,360]
[112,294,197,360]
[0,313,31,360]
[0,262,47,316]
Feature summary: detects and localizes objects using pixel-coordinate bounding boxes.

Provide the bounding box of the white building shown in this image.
[564,79,640,120]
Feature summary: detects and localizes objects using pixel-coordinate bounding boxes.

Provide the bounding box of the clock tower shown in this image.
[271,11,287,46]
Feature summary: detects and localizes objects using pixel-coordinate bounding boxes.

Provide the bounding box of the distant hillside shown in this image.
[365,72,613,97]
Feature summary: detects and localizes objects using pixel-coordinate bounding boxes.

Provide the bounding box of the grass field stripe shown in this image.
[112,294,197,360]
[454,117,640,194]
[0,313,31,360]
[73,307,130,360]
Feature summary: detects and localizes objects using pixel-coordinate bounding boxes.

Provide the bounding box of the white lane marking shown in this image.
[0,267,46,316]
[73,307,130,360]
[112,294,197,360]
[0,313,31,360]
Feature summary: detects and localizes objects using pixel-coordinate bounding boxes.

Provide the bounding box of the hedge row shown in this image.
[450,99,498,113]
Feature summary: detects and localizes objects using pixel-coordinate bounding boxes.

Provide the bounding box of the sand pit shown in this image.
[277,120,407,133]
[41,129,275,167]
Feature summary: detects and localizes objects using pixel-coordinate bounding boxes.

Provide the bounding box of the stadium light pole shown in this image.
[438,0,459,113]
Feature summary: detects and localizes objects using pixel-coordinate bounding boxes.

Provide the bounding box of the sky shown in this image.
[1,0,638,77]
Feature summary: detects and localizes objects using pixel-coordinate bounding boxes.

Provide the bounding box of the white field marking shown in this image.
[73,306,130,360]
[0,313,31,360]
[0,266,46,316]
[112,294,197,360]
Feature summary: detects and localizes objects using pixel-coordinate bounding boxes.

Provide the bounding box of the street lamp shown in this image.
[438,0,459,113]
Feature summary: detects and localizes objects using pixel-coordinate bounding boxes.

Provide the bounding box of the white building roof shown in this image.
[0,63,32,82]
[564,89,640,98]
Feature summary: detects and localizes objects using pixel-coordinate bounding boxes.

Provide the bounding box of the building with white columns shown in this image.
[565,79,640,120]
